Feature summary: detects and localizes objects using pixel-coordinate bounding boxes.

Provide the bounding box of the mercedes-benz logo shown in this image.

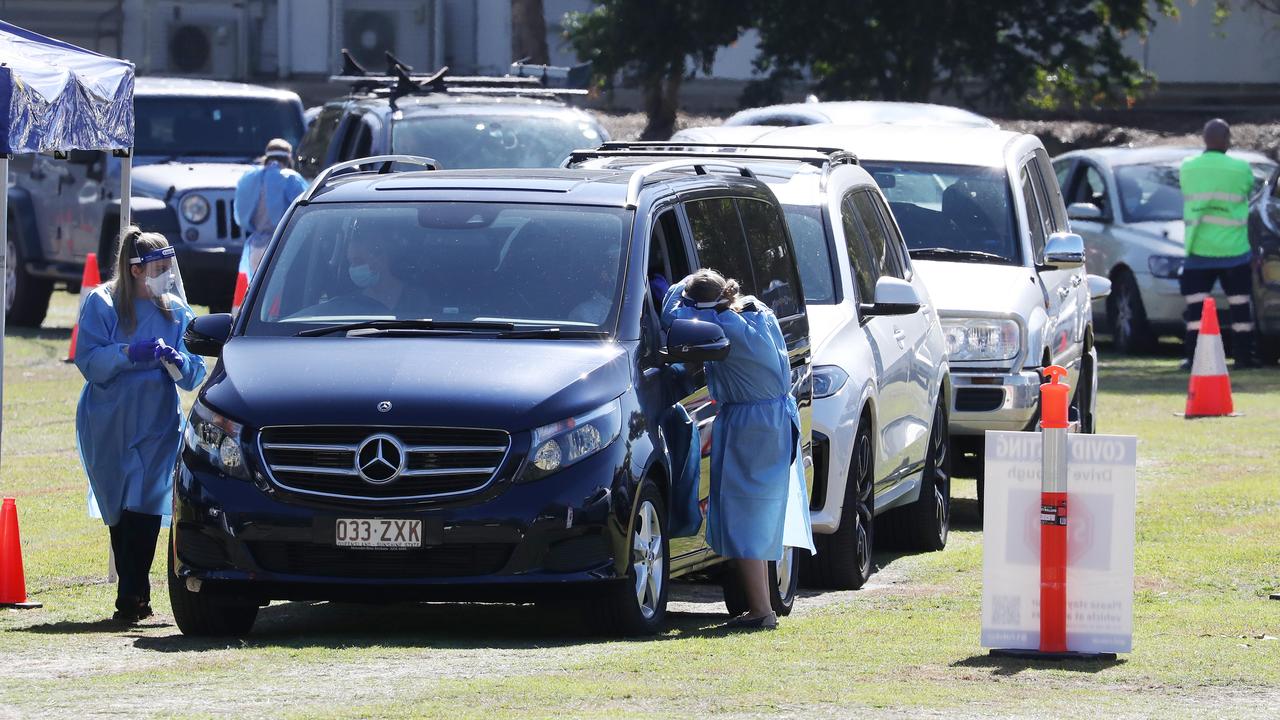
[355,434,405,485]
[377,401,393,413]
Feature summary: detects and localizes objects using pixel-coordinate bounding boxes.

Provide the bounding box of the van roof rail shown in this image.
[301,155,440,203]
[568,142,857,169]
[330,50,588,106]
[622,159,757,209]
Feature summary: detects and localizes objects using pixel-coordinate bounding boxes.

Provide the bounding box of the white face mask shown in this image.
[144,270,174,297]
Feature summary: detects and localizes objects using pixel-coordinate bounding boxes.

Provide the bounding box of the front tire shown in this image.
[588,480,668,636]
[879,401,950,552]
[805,419,874,590]
[6,227,53,328]
[168,533,258,637]
[1107,271,1156,354]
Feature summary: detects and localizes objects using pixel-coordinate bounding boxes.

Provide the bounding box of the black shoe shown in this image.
[111,597,152,625]
[720,612,777,630]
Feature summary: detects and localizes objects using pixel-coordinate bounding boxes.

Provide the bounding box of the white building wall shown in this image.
[1124,1,1280,84]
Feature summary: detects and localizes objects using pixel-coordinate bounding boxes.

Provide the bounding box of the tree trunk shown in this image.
[511,0,550,65]
[641,74,681,140]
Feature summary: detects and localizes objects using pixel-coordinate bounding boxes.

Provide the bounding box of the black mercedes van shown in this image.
[171,155,812,636]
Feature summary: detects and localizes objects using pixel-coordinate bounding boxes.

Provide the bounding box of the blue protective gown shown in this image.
[661,281,815,561]
[233,163,308,281]
[74,287,207,526]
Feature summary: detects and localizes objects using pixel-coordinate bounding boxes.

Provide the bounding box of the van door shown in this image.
[840,190,915,489]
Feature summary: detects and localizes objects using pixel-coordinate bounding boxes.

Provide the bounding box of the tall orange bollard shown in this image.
[65,252,102,362]
[0,498,42,608]
[1184,297,1235,418]
[1038,366,1070,654]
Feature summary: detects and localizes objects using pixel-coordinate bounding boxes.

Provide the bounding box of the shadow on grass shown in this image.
[952,652,1126,675]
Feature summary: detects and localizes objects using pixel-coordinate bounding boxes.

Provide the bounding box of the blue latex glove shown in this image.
[126,338,160,363]
[650,273,671,300]
[155,343,185,370]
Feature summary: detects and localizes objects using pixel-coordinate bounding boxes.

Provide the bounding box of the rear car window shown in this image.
[685,198,755,292]
[738,198,803,318]
[781,205,836,304]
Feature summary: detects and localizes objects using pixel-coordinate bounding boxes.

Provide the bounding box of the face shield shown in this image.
[130,244,187,309]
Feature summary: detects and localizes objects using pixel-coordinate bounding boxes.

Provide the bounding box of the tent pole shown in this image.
[0,155,8,481]
[118,149,131,230]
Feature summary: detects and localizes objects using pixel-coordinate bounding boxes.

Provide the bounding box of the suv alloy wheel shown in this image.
[805,417,874,589]
[587,479,669,635]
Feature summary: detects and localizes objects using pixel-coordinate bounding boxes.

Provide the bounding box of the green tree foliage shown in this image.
[752,0,1176,110]
[564,1,755,139]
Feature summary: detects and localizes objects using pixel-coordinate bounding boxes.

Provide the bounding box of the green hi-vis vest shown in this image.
[1180,151,1253,258]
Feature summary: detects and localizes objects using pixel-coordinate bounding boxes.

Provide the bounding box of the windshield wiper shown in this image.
[296,319,515,337]
[909,247,1012,263]
[497,327,610,339]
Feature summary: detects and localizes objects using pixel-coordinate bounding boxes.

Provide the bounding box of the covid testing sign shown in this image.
[981,431,1137,654]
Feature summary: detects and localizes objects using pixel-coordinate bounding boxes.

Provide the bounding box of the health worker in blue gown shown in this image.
[234,138,308,285]
[661,269,814,631]
[75,227,207,624]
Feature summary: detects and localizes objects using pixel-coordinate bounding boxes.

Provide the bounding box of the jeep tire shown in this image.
[6,225,53,327]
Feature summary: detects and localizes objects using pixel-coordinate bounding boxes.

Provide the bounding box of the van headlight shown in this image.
[180,193,210,224]
[184,401,249,480]
[812,365,849,399]
[521,399,623,482]
[1148,254,1184,279]
[942,318,1021,362]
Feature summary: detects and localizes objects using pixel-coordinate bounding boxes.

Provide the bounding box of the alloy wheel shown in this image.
[854,430,873,580]
[931,405,950,546]
[632,500,664,620]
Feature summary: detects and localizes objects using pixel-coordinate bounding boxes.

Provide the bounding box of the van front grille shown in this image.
[258,426,510,502]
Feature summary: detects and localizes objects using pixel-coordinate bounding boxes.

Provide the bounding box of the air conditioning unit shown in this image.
[340,0,435,73]
[150,2,244,78]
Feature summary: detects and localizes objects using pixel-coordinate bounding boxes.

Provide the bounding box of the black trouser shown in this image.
[1179,261,1255,363]
[108,510,162,611]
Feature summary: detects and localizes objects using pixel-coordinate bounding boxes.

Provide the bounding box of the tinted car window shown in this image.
[247,203,629,335]
[852,191,903,280]
[392,115,604,169]
[298,105,344,176]
[841,194,878,304]
[685,198,754,291]
[1020,164,1047,259]
[739,198,803,317]
[781,204,836,304]
[863,161,1019,263]
[134,97,303,157]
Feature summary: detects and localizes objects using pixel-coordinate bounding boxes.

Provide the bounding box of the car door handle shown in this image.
[1057,286,1071,299]
[1071,275,1082,288]
[892,327,907,348]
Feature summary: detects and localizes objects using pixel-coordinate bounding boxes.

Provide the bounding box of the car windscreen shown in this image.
[1117,160,1279,223]
[391,115,603,169]
[781,204,836,304]
[134,97,304,157]
[861,161,1020,264]
[244,202,631,337]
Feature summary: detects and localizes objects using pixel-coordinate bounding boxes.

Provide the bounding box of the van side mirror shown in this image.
[661,318,730,363]
[184,313,234,357]
[861,276,921,317]
[1067,202,1104,222]
[1043,232,1086,269]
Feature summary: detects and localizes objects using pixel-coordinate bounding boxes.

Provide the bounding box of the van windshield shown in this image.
[862,161,1020,263]
[134,97,303,158]
[392,115,604,169]
[244,202,631,337]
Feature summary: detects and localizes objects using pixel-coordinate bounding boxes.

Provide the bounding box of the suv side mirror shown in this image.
[1043,232,1086,269]
[1067,202,1104,222]
[185,313,234,357]
[861,276,921,317]
[661,318,730,363]
[1087,274,1112,300]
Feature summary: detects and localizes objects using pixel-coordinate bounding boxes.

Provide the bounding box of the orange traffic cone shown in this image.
[1185,297,1235,418]
[0,497,42,608]
[231,271,248,314]
[65,252,102,362]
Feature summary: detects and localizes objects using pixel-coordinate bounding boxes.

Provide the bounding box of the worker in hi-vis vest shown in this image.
[1179,118,1259,369]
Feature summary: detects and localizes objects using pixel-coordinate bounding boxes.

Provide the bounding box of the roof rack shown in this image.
[302,154,440,203]
[569,142,858,194]
[623,159,757,209]
[330,50,588,107]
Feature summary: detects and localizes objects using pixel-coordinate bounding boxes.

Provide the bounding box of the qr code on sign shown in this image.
[991,595,1020,625]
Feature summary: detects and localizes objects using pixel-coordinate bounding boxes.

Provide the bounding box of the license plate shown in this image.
[334,519,422,548]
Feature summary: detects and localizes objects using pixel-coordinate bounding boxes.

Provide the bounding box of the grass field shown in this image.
[2,292,1279,719]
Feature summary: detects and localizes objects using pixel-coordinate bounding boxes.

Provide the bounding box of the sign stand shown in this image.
[983,365,1135,661]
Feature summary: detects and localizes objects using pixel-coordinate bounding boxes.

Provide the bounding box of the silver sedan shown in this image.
[1052,147,1275,353]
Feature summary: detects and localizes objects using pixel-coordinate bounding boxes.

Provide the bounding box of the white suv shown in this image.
[570,142,952,590]
[727,125,1103,500]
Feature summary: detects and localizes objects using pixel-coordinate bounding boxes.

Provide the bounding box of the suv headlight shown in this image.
[942,318,1021,362]
[521,398,623,482]
[184,401,249,480]
[812,365,849,399]
[1148,254,1184,279]
[180,193,210,224]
